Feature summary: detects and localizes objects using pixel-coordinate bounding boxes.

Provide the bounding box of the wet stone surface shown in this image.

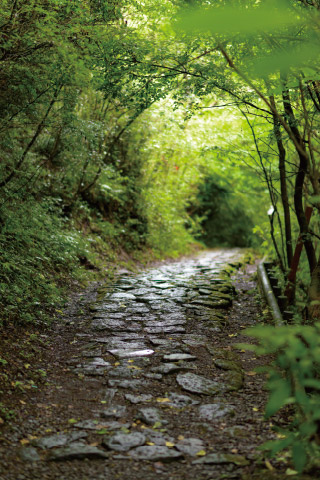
[128,445,183,462]
[8,248,273,479]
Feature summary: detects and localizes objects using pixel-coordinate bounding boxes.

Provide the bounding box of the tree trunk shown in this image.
[281,86,316,274]
[270,96,293,269]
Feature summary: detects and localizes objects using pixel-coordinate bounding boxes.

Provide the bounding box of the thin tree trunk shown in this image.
[281,86,316,274]
[270,95,293,269]
[0,85,62,189]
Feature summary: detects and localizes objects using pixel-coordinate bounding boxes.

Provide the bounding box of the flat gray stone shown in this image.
[176,373,222,395]
[176,438,205,456]
[199,403,234,420]
[162,353,197,362]
[103,432,146,452]
[108,379,149,390]
[167,393,200,407]
[127,307,150,314]
[143,373,163,380]
[137,407,163,426]
[33,431,87,449]
[130,288,157,296]
[101,405,127,419]
[137,294,163,302]
[109,292,136,300]
[149,301,178,311]
[86,357,111,367]
[152,363,195,375]
[47,444,109,461]
[92,303,122,312]
[145,319,186,328]
[152,283,174,289]
[74,365,108,376]
[128,445,183,462]
[109,366,142,379]
[124,394,153,404]
[91,319,141,332]
[104,388,118,405]
[190,298,231,309]
[107,340,146,349]
[192,452,249,466]
[144,430,174,446]
[148,338,181,348]
[198,288,213,295]
[108,348,154,358]
[74,420,130,431]
[93,312,126,320]
[19,447,41,462]
[144,326,186,334]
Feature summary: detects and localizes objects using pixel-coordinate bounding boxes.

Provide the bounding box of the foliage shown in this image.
[243,323,320,472]
[0,197,87,326]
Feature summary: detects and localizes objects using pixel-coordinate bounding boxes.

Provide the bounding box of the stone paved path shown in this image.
[3,249,277,480]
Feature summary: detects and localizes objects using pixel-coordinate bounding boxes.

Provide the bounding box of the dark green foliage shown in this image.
[0,198,80,326]
[193,176,255,247]
[242,323,320,472]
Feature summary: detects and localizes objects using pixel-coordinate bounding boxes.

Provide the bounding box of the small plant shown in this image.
[0,402,15,421]
[241,323,320,473]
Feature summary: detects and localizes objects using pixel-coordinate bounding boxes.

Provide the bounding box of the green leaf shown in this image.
[178,1,303,37]
[248,43,320,79]
[292,443,307,473]
[260,435,294,456]
[265,379,291,418]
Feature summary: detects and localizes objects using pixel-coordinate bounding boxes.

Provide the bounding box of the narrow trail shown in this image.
[0,249,278,480]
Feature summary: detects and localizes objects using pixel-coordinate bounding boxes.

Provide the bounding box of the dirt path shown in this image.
[0,249,283,480]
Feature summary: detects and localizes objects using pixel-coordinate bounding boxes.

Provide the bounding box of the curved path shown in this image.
[1,249,277,480]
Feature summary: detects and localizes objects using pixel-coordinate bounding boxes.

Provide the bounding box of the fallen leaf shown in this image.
[20,439,30,445]
[252,407,259,412]
[165,441,175,447]
[68,418,77,424]
[114,362,120,366]
[196,450,206,456]
[178,435,184,440]
[246,371,257,376]
[265,459,274,471]
[156,398,170,403]
[146,442,155,446]
[19,400,26,405]
[285,468,298,476]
